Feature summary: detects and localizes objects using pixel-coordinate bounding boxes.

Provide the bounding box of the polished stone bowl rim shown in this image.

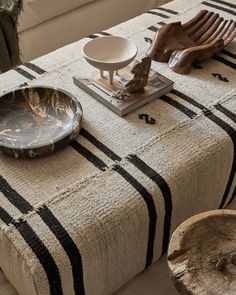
[0,85,83,158]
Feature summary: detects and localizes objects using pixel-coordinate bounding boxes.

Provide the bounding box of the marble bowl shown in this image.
[0,86,83,158]
[83,36,138,84]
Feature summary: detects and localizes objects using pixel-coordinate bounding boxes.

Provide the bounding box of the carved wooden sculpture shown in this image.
[125,57,151,93]
[147,10,236,74]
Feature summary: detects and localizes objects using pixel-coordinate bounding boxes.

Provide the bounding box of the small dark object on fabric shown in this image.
[0,0,22,73]
[138,113,156,125]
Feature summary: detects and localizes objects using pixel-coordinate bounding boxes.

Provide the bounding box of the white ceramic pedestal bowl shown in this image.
[83,36,138,84]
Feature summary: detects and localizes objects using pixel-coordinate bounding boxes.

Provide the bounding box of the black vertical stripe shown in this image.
[209,0,236,9]
[227,186,236,206]
[70,140,108,171]
[13,67,36,80]
[212,56,236,70]
[0,175,85,294]
[0,206,14,225]
[127,155,172,255]
[171,89,236,208]
[146,11,170,18]
[160,95,197,119]
[24,62,47,74]
[154,7,178,15]
[80,128,122,162]
[113,164,157,268]
[38,206,85,295]
[13,220,63,295]
[0,175,33,213]
[215,104,236,123]
[221,50,236,60]
[202,1,236,16]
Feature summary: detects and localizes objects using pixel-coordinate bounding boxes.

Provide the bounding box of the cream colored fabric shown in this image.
[0,0,236,294]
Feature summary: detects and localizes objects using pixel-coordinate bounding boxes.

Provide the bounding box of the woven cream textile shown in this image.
[0,0,235,294]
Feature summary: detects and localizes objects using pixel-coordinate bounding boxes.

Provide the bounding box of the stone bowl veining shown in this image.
[0,86,83,158]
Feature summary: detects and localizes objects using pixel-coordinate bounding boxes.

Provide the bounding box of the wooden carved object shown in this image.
[125,57,151,93]
[168,210,236,295]
[147,10,236,74]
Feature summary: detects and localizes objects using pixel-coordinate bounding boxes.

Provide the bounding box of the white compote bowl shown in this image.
[83,36,138,84]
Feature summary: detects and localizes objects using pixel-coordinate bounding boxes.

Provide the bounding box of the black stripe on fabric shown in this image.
[148,26,158,32]
[227,186,236,206]
[212,55,236,70]
[0,206,14,225]
[158,21,167,26]
[113,164,157,268]
[202,1,236,16]
[99,32,111,36]
[127,155,172,255]
[13,67,36,80]
[38,206,85,295]
[70,140,108,171]
[0,175,33,214]
[154,7,178,15]
[171,89,236,209]
[88,34,99,39]
[24,62,47,75]
[209,0,236,9]
[221,49,236,60]
[146,11,170,18]
[14,219,63,295]
[80,128,122,162]
[215,104,236,123]
[160,95,197,119]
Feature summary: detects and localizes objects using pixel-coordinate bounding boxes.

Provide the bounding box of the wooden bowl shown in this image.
[0,86,83,158]
[83,36,137,83]
[168,209,236,295]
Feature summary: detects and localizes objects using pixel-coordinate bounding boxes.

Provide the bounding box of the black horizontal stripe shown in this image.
[160,95,197,119]
[146,11,170,18]
[127,155,172,256]
[171,89,236,209]
[88,34,99,39]
[202,1,236,16]
[14,67,36,80]
[215,104,236,123]
[212,55,236,70]
[148,26,158,32]
[113,164,157,268]
[227,186,236,206]
[38,206,85,295]
[14,220,63,295]
[80,128,122,162]
[24,62,47,75]
[99,32,112,36]
[158,21,167,26]
[0,206,14,225]
[0,176,33,213]
[154,7,178,15]
[70,140,108,171]
[221,49,236,60]
[209,0,236,9]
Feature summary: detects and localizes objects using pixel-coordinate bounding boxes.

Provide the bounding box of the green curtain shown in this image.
[0,0,22,73]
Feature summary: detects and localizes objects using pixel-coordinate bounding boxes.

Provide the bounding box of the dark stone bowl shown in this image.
[0,86,83,158]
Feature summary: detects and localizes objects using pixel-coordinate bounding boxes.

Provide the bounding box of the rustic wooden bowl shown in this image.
[0,86,83,158]
[168,210,236,295]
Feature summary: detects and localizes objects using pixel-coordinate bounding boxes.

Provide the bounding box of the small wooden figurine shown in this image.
[147,10,236,74]
[125,57,151,93]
